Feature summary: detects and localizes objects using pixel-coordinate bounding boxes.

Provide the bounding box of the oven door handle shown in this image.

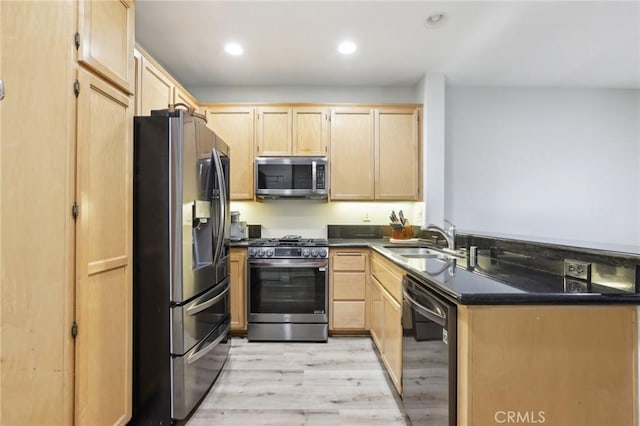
[402,283,447,327]
[249,261,328,268]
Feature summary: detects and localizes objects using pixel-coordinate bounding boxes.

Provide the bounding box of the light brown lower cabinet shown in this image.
[458,305,638,426]
[330,249,369,332]
[230,248,247,332]
[369,276,384,349]
[368,252,404,394]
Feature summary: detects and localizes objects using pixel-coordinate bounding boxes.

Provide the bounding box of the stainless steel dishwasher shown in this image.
[401,274,457,426]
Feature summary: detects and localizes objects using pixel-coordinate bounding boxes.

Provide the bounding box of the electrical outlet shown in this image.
[363,212,370,222]
[564,259,591,281]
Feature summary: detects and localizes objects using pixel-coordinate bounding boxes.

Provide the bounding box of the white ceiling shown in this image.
[135,1,640,89]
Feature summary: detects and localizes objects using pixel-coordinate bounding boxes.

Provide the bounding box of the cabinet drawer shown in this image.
[370,253,403,303]
[333,272,366,300]
[332,301,366,329]
[332,251,366,271]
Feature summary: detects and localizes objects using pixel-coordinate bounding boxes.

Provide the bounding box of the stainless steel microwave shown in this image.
[255,157,328,199]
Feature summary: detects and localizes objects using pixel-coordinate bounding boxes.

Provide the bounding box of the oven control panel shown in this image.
[248,247,328,259]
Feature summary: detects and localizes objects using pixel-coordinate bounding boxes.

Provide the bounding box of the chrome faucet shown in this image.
[421,220,456,251]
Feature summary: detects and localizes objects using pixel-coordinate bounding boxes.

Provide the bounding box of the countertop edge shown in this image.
[329,239,640,305]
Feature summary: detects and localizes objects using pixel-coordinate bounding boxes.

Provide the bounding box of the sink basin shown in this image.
[383,247,439,256]
[384,245,461,265]
[402,253,451,260]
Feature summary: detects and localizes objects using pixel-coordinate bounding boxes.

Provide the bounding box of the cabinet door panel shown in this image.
[293,107,328,156]
[256,107,291,156]
[333,301,366,329]
[369,277,384,351]
[370,254,403,303]
[206,107,255,200]
[230,249,247,331]
[139,57,173,116]
[332,252,366,271]
[75,69,132,426]
[333,272,366,300]
[375,107,420,200]
[330,108,374,200]
[383,290,402,394]
[1,2,75,424]
[174,87,199,114]
[78,0,134,94]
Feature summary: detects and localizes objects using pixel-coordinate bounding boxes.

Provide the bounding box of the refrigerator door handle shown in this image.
[212,149,226,266]
[186,284,229,316]
[186,323,230,365]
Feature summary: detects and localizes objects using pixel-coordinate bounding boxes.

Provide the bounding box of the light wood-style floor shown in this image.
[187,337,409,426]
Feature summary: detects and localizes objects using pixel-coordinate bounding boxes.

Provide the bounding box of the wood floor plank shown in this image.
[187,337,409,425]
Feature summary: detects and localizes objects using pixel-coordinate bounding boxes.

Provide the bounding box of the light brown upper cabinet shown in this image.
[293,107,329,156]
[77,0,135,94]
[256,106,329,156]
[174,86,199,114]
[255,106,292,156]
[330,107,375,200]
[375,107,421,200]
[138,55,173,116]
[134,47,202,118]
[330,106,421,201]
[206,107,256,200]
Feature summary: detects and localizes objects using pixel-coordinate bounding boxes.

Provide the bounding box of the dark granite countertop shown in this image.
[230,239,251,248]
[329,238,640,305]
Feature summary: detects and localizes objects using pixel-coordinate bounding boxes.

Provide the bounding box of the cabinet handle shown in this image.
[336,252,362,256]
[0,80,4,100]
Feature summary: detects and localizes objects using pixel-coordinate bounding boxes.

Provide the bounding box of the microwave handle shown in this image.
[312,160,317,191]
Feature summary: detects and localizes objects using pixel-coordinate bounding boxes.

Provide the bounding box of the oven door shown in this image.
[247,258,328,323]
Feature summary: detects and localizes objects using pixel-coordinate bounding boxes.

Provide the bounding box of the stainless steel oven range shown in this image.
[247,236,329,342]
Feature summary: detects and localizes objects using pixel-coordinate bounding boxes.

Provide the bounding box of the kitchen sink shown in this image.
[384,245,462,264]
[402,253,451,260]
[383,246,440,256]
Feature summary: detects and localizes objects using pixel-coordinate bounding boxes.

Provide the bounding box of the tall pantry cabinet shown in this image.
[1,1,134,425]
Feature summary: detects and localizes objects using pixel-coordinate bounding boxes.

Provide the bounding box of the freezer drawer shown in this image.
[171,318,230,420]
[171,277,230,355]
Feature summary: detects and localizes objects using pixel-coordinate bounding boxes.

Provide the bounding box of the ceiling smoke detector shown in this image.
[425,13,447,29]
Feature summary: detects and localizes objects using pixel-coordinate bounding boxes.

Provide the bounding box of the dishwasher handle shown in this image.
[402,278,447,327]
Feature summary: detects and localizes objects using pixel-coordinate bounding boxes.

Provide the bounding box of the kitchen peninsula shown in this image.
[324,226,639,426]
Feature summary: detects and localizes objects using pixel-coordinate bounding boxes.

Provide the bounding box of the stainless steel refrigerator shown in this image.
[131,109,231,424]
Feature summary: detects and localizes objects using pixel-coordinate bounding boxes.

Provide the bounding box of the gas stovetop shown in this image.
[248,236,328,259]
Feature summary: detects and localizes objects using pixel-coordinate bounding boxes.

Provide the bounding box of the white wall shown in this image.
[418,73,447,228]
[190,85,419,103]
[230,201,421,238]
[446,87,640,252]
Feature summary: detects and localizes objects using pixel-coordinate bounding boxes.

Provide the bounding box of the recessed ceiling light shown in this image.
[224,42,243,56]
[338,41,357,55]
[424,13,447,29]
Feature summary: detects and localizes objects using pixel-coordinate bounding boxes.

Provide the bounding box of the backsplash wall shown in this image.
[230,201,422,238]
